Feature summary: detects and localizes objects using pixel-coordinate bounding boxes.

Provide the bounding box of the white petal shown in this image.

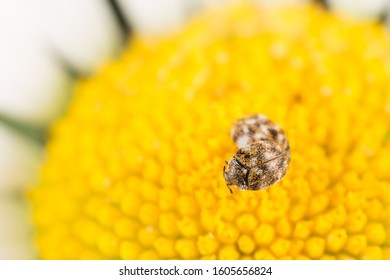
[386,5,390,28]
[0,46,71,127]
[254,0,309,6]
[195,0,226,7]
[0,1,72,127]
[328,0,389,19]
[0,196,37,259]
[117,0,189,34]
[0,124,42,194]
[198,0,308,8]
[41,0,122,74]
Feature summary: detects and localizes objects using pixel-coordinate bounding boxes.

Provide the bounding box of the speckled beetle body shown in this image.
[223,114,290,191]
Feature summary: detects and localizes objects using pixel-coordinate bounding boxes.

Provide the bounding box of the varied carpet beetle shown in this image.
[223,114,290,192]
[231,114,290,154]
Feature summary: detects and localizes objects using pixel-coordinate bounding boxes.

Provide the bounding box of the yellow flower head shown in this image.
[30,3,390,260]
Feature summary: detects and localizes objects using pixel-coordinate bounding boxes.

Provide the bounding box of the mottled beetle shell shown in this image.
[224,114,290,191]
[231,114,290,155]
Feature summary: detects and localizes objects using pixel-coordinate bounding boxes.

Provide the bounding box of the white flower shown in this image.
[0,0,389,259]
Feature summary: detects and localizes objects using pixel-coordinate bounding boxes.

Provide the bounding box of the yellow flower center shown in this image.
[30,3,390,260]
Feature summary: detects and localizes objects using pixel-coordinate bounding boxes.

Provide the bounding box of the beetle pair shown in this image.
[223,114,290,192]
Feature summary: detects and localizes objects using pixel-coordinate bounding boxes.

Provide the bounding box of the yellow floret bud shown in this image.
[120,241,141,259]
[270,238,291,257]
[329,205,347,227]
[288,204,307,223]
[200,254,217,260]
[217,223,240,244]
[154,237,177,259]
[139,203,159,226]
[114,218,140,239]
[177,195,199,217]
[197,233,220,255]
[159,212,179,237]
[158,188,178,211]
[293,220,313,239]
[80,250,104,260]
[120,193,141,217]
[62,238,82,259]
[364,199,384,221]
[364,223,387,245]
[237,234,256,255]
[345,235,367,256]
[254,223,275,246]
[313,214,334,236]
[276,218,292,238]
[178,217,201,237]
[236,213,258,233]
[361,246,383,260]
[175,238,199,259]
[346,210,367,233]
[138,226,159,247]
[326,228,347,253]
[139,250,160,260]
[139,181,159,202]
[254,249,276,260]
[321,255,336,260]
[289,239,305,257]
[96,205,121,228]
[305,237,325,259]
[308,194,329,217]
[97,231,119,257]
[383,248,390,259]
[218,245,240,260]
[336,253,355,260]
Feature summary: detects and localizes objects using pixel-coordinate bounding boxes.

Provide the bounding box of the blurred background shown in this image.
[0,0,390,259]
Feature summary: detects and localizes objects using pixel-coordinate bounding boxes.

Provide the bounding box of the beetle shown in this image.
[223,114,290,192]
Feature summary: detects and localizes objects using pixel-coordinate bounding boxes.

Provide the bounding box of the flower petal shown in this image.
[0,1,72,127]
[0,123,42,194]
[0,47,71,127]
[41,0,122,74]
[328,0,389,19]
[0,196,37,259]
[198,0,309,8]
[117,0,190,34]
[255,0,309,6]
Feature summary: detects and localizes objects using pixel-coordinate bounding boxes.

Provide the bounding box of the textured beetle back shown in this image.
[224,114,290,191]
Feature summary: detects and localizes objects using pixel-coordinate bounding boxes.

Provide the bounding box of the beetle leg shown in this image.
[226,184,233,194]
